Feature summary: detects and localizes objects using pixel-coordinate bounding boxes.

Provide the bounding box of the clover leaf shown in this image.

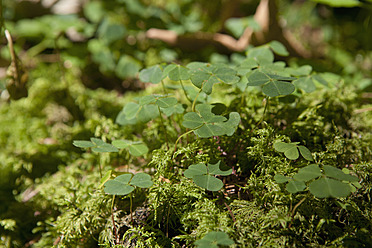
[274,142,313,161]
[275,164,360,198]
[247,47,274,65]
[308,165,358,198]
[139,95,156,105]
[161,103,185,116]
[236,58,258,76]
[165,64,190,81]
[139,65,164,84]
[268,40,289,56]
[288,65,313,76]
[293,76,317,93]
[73,137,119,152]
[104,174,134,195]
[286,180,306,194]
[155,97,178,108]
[123,102,141,119]
[112,140,149,156]
[123,102,157,122]
[104,173,153,195]
[184,161,232,191]
[187,63,239,95]
[293,164,322,181]
[323,165,359,182]
[122,94,178,124]
[247,71,296,97]
[309,177,352,198]
[182,104,240,138]
[115,111,138,126]
[195,231,234,248]
[130,173,153,188]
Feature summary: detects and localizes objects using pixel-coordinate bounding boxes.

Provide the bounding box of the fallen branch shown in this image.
[145,0,311,58]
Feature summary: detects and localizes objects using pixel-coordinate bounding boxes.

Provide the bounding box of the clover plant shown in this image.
[67,39,365,247]
[103,173,153,196]
[184,161,232,191]
[73,137,118,153]
[275,164,361,198]
[273,141,313,161]
[73,41,361,201]
[182,104,240,138]
[73,137,148,156]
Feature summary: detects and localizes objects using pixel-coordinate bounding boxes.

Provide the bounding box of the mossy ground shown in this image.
[1,62,371,247]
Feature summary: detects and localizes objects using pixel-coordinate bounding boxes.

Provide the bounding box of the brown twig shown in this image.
[145,0,311,57]
[5,30,20,86]
[224,201,236,222]
[111,195,118,245]
[354,107,372,114]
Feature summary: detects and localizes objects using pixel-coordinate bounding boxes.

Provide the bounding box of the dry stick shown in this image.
[224,201,236,223]
[354,107,372,114]
[5,30,20,86]
[111,195,118,245]
[145,0,311,58]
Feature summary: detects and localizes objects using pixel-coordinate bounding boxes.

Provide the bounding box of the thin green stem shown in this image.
[161,80,167,94]
[157,105,169,150]
[250,97,269,133]
[289,196,307,228]
[179,80,192,103]
[111,195,116,210]
[27,39,51,57]
[291,196,306,218]
[240,91,246,107]
[192,88,202,112]
[258,97,269,127]
[173,127,201,154]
